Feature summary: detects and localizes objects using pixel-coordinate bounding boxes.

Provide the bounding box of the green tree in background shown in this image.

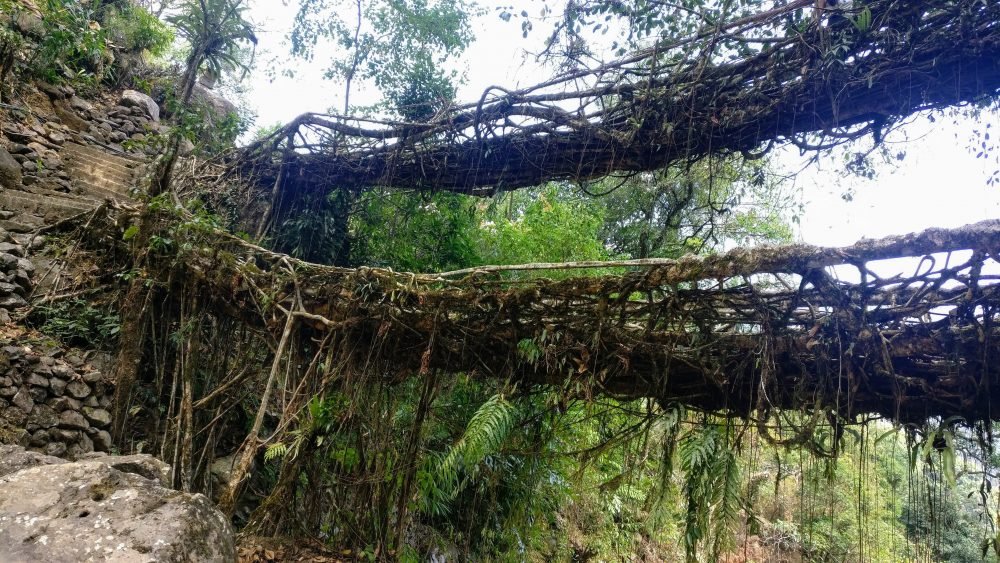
[289,0,474,117]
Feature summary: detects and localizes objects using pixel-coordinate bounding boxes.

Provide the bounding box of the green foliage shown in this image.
[678,423,741,561]
[594,160,794,259]
[28,298,121,349]
[418,394,519,516]
[272,189,354,265]
[350,190,478,271]
[31,0,109,85]
[264,441,288,463]
[477,184,609,273]
[101,1,174,58]
[902,472,999,563]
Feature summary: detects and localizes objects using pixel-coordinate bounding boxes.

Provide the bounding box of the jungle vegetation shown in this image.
[1,0,1000,561]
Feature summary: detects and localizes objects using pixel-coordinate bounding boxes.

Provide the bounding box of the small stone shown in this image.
[50,428,79,442]
[12,270,31,294]
[37,81,67,99]
[0,242,23,257]
[15,257,34,274]
[26,141,50,156]
[82,370,102,384]
[2,405,27,426]
[58,409,89,430]
[44,441,67,456]
[0,310,10,325]
[0,294,27,308]
[0,282,18,296]
[0,253,16,269]
[83,407,111,428]
[42,155,62,169]
[179,137,195,155]
[83,395,98,408]
[1,125,31,143]
[29,429,49,447]
[120,90,160,121]
[28,404,58,428]
[26,372,49,388]
[0,386,15,398]
[77,431,94,454]
[47,396,82,412]
[11,387,33,412]
[65,380,90,399]
[27,386,46,402]
[0,147,22,189]
[0,376,10,387]
[49,378,65,396]
[51,364,74,379]
[47,131,66,144]
[92,430,112,452]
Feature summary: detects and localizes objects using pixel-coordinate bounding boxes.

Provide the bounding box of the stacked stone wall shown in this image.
[0,339,113,457]
[0,223,113,457]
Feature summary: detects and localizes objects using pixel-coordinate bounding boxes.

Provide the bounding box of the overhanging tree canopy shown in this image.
[235,0,1000,197]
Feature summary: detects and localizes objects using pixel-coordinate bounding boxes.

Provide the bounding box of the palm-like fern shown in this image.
[167,0,256,102]
[418,393,519,516]
[679,423,742,562]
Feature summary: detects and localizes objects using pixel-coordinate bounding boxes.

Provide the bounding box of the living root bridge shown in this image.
[236,0,1000,197]
[166,216,1000,424]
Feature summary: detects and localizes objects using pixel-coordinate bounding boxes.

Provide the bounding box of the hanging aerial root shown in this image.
[230,0,1000,198]
[81,202,1000,425]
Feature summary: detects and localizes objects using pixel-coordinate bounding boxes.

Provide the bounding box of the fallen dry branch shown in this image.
[235,0,1000,198]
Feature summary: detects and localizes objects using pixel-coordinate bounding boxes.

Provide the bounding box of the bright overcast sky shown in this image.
[243,1,1000,252]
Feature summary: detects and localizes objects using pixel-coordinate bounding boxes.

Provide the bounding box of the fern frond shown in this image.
[420,394,519,515]
[264,441,288,463]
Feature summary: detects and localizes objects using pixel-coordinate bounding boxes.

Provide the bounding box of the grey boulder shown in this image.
[119,90,160,122]
[0,446,235,562]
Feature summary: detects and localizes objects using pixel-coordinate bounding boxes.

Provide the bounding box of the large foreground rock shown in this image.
[0,446,235,562]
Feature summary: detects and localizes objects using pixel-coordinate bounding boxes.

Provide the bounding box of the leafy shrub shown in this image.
[102,2,174,58]
[28,298,121,349]
[31,0,109,85]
